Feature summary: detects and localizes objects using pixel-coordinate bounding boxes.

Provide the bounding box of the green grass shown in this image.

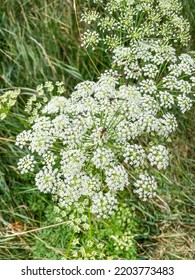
[0,0,110,92]
[0,0,195,260]
[135,108,195,260]
[181,0,195,50]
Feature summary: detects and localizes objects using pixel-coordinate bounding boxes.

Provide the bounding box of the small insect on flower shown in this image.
[99,127,107,138]
[122,162,129,169]
[109,97,116,103]
[132,68,140,73]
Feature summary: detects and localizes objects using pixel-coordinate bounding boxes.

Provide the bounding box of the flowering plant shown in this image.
[15,0,194,229]
[81,0,190,50]
[16,60,194,222]
[0,89,20,120]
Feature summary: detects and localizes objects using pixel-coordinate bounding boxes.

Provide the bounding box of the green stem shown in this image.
[65,231,75,259]
[88,206,92,241]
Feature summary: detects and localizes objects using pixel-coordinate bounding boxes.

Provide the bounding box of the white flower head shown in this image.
[105,165,129,191]
[177,94,193,113]
[147,145,169,170]
[17,155,36,174]
[134,172,157,201]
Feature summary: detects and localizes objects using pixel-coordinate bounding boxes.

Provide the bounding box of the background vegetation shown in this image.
[0,0,194,259]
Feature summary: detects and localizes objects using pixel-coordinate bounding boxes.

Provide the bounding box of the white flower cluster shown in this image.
[15,0,195,221]
[16,71,183,216]
[134,173,157,201]
[81,30,100,50]
[147,145,169,170]
[158,91,174,109]
[80,1,194,119]
[35,166,60,194]
[91,147,115,169]
[15,130,32,149]
[177,95,193,113]
[60,149,86,176]
[123,144,146,167]
[112,40,195,114]
[81,10,100,24]
[91,192,118,219]
[17,154,36,174]
[42,151,57,166]
[81,0,190,50]
[105,165,129,192]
